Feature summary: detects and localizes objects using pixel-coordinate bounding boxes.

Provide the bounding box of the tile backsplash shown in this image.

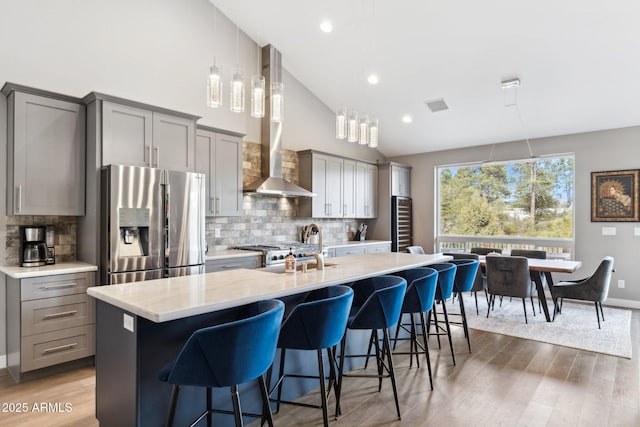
[5,215,76,266]
[3,141,367,265]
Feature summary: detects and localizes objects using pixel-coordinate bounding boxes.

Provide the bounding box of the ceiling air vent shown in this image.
[425,98,449,113]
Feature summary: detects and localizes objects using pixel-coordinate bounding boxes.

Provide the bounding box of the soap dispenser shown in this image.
[285,248,296,274]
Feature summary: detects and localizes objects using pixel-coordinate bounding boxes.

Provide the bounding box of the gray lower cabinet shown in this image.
[6,272,96,382]
[2,83,86,215]
[205,255,261,272]
[195,127,244,217]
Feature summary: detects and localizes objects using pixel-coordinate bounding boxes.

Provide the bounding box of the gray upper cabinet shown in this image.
[3,84,85,215]
[298,151,344,218]
[101,101,152,167]
[343,159,356,218]
[99,97,197,172]
[356,161,378,218]
[391,163,411,197]
[195,127,243,217]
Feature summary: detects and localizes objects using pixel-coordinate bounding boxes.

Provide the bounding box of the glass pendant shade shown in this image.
[251,75,265,118]
[347,110,359,142]
[270,82,284,122]
[358,115,369,145]
[207,64,222,108]
[368,117,379,148]
[230,69,245,113]
[336,105,347,139]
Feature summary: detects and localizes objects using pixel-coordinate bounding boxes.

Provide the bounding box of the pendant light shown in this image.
[368,117,378,148]
[358,115,369,145]
[230,25,245,113]
[250,40,265,118]
[207,63,222,108]
[336,105,347,139]
[206,7,222,108]
[347,109,359,142]
[270,82,284,122]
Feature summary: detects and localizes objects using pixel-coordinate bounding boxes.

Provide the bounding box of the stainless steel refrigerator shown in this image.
[101,165,205,284]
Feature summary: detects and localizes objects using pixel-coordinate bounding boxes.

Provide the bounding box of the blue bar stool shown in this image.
[428,263,457,365]
[392,267,439,390]
[335,275,407,420]
[447,259,480,352]
[268,285,354,427]
[156,299,285,427]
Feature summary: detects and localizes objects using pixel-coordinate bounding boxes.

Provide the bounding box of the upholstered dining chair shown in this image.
[551,256,614,329]
[485,256,533,323]
[509,249,547,314]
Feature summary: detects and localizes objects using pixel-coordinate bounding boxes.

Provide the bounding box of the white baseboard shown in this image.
[0,354,6,369]
[605,298,640,310]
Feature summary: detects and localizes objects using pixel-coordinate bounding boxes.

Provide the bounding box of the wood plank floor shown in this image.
[1,309,638,427]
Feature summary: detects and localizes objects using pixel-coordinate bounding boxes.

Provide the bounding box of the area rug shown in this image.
[463,294,632,359]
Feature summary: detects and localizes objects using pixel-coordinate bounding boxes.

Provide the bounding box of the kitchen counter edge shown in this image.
[0,262,98,279]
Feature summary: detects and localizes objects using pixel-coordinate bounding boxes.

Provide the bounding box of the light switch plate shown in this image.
[214,228,221,238]
[602,227,617,236]
[123,313,134,332]
[635,227,640,236]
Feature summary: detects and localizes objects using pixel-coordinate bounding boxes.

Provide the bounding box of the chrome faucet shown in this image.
[304,223,324,270]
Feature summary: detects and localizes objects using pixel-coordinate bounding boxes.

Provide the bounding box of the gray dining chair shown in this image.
[551,256,614,329]
[485,256,533,323]
[510,249,547,314]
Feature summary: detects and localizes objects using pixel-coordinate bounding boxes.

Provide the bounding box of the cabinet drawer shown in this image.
[20,272,95,301]
[334,246,366,257]
[22,294,95,336]
[206,256,261,272]
[21,324,95,372]
[365,244,391,254]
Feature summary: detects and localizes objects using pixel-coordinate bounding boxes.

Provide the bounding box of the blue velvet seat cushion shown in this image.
[348,275,407,330]
[157,299,284,388]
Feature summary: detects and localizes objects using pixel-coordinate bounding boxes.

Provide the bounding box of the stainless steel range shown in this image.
[236,242,319,266]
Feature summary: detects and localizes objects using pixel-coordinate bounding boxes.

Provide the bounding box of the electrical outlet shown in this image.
[214,228,221,238]
[123,313,134,332]
[618,279,625,289]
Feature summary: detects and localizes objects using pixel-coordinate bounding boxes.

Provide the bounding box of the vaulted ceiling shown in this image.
[212,1,640,157]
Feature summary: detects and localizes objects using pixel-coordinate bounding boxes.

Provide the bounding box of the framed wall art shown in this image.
[591,169,640,222]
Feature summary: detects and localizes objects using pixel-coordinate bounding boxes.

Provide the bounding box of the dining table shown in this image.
[479,256,582,322]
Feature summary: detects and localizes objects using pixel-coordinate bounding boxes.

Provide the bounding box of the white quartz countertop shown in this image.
[324,240,391,248]
[87,252,451,323]
[205,249,262,261]
[0,262,98,279]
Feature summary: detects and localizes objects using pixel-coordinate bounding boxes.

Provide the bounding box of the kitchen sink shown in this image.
[259,262,338,274]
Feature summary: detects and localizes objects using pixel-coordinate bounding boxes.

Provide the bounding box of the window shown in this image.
[436,155,574,257]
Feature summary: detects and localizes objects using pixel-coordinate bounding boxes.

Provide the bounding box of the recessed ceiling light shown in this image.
[402,115,413,123]
[367,74,379,85]
[320,20,333,33]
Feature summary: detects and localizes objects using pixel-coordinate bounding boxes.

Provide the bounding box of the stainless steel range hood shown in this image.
[243,45,315,197]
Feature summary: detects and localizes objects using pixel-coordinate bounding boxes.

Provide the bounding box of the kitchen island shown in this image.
[87,252,450,427]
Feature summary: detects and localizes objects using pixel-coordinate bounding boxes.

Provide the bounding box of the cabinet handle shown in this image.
[43,342,78,354]
[43,310,78,320]
[154,146,159,167]
[147,145,152,166]
[215,197,220,213]
[16,186,22,213]
[344,204,347,215]
[209,197,214,214]
[41,282,78,290]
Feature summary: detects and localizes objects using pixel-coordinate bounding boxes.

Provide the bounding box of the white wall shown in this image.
[392,127,640,308]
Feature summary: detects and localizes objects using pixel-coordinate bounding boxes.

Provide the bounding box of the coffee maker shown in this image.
[20,226,49,267]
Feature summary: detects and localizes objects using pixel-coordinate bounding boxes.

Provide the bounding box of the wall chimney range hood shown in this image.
[244,45,315,197]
